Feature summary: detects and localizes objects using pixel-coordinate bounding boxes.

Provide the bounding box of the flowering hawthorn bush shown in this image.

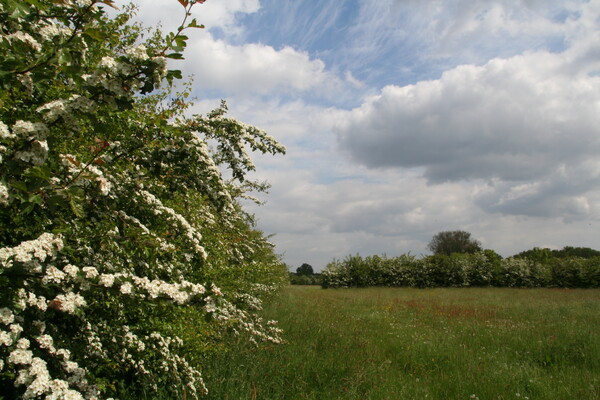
[0,0,287,398]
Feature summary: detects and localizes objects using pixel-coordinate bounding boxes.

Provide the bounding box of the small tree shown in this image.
[428,230,482,255]
[296,263,314,275]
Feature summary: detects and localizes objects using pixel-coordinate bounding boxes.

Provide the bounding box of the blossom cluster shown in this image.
[136,190,207,259]
[0,233,64,272]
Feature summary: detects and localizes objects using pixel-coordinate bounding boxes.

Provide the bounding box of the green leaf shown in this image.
[10,181,28,193]
[58,50,72,65]
[69,197,85,218]
[9,0,32,18]
[166,69,183,85]
[24,165,51,181]
[187,19,205,29]
[23,0,45,9]
[28,193,43,205]
[168,70,182,79]
[47,194,68,211]
[166,53,184,60]
[21,202,35,215]
[83,28,107,42]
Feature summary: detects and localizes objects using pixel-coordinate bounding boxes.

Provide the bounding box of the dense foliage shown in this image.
[0,1,288,398]
[321,251,600,289]
[288,273,322,286]
[295,263,314,276]
[427,230,482,255]
[513,246,600,261]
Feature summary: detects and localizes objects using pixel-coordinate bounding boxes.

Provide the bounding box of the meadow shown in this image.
[203,286,600,400]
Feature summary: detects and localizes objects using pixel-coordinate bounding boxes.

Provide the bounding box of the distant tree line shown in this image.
[321,231,600,289]
[321,250,599,289]
[289,263,322,285]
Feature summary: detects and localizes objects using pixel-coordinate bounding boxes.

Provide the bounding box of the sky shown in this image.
[115,0,600,271]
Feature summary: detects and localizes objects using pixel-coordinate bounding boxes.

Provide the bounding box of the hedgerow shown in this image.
[321,252,600,289]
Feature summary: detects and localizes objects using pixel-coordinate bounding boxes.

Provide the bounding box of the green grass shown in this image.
[202,286,600,400]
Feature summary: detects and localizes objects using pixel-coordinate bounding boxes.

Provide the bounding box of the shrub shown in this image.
[0,1,286,398]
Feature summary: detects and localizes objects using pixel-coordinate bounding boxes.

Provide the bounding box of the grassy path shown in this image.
[203,286,600,399]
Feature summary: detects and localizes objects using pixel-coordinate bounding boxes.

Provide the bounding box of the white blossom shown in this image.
[36,334,55,351]
[120,282,133,294]
[0,233,63,270]
[0,120,14,139]
[11,120,48,140]
[9,348,33,365]
[0,307,14,325]
[17,337,30,349]
[22,357,52,398]
[10,323,23,336]
[14,139,49,166]
[211,283,223,296]
[52,292,86,314]
[0,330,13,346]
[126,45,148,61]
[43,266,67,284]
[7,31,41,51]
[97,176,112,195]
[17,73,34,94]
[26,292,48,311]
[99,56,117,71]
[99,274,115,287]
[0,182,9,206]
[36,99,67,122]
[152,56,168,83]
[82,266,98,279]
[63,264,79,278]
[38,23,72,41]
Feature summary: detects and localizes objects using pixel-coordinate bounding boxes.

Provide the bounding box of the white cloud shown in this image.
[181,33,341,95]
[335,46,600,219]
[114,0,259,34]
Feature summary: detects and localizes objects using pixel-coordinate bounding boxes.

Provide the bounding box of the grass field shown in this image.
[203,286,600,400]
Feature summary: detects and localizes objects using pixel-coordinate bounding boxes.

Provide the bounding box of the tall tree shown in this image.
[296,263,314,275]
[427,230,482,255]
